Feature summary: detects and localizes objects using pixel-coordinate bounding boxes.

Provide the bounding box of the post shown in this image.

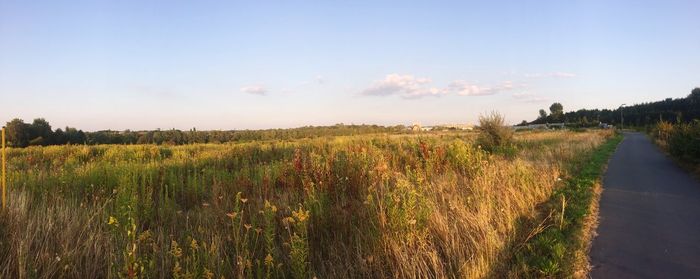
[2,127,5,209]
[619,104,626,130]
[620,110,624,130]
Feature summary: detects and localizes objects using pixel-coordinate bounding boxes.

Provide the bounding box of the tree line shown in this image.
[1,119,404,148]
[526,88,700,127]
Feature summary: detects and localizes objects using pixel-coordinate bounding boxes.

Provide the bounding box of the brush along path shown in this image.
[590,132,700,278]
[506,132,622,278]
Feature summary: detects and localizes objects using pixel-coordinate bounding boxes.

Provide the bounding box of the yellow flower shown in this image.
[264,253,274,266]
[190,239,199,251]
[203,268,214,279]
[292,208,310,223]
[170,240,183,258]
[107,216,119,226]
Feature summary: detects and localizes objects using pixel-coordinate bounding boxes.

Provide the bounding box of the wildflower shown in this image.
[240,198,248,203]
[264,253,274,267]
[407,219,417,225]
[172,261,182,277]
[203,268,214,279]
[202,202,211,207]
[292,208,310,223]
[170,240,183,258]
[190,239,199,251]
[226,212,238,219]
[138,230,152,243]
[244,224,252,230]
[107,216,119,226]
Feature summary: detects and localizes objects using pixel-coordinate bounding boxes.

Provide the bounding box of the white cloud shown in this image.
[362,74,445,99]
[315,75,325,84]
[361,74,523,99]
[448,81,496,96]
[525,72,576,78]
[447,80,521,96]
[240,85,267,95]
[512,92,548,103]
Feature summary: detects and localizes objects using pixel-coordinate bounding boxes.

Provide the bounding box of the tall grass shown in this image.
[0,130,612,278]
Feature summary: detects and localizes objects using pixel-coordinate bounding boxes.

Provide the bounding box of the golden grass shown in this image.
[0,130,612,278]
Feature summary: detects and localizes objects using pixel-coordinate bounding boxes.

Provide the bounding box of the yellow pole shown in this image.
[2,127,5,209]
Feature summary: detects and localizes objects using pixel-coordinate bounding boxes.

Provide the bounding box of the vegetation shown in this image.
[528,88,700,127]
[476,111,514,152]
[0,129,613,278]
[510,133,622,278]
[3,119,404,147]
[652,120,700,166]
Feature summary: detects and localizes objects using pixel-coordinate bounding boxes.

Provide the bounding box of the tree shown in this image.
[29,118,53,146]
[64,127,86,144]
[549,103,563,116]
[5,118,31,147]
[538,109,547,119]
[53,128,67,145]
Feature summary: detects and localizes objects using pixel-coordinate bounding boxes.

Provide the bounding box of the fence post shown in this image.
[2,126,5,209]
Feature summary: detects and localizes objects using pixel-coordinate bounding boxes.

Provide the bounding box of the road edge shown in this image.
[510,132,623,277]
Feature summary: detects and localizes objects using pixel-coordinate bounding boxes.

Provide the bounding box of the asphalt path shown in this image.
[590,132,700,278]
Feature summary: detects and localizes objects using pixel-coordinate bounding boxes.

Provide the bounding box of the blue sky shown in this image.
[1,0,698,131]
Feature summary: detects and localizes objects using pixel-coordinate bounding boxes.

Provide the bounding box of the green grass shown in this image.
[511,132,623,278]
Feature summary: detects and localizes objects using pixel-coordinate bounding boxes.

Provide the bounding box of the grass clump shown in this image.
[477,111,514,153]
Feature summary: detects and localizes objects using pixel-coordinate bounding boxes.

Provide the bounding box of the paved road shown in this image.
[590,132,700,278]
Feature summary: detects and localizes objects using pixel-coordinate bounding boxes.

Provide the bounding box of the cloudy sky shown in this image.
[1,0,698,131]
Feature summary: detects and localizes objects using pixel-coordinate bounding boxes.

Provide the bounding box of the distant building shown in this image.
[513,123,566,131]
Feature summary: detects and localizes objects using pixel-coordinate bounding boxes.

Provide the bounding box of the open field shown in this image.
[0,130,613,278]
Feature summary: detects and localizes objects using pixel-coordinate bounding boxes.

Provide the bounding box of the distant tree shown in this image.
[539,109,547,119]
[5,118,31,147]
[64,127,86,144]
[689,87,700,105]
[29,118,53,146]
[549,103,563,116]
[53,128,67,145]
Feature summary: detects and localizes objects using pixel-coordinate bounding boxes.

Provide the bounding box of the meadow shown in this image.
[0,129,614,278]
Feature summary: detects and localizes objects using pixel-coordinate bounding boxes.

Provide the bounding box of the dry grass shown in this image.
[573,180,602,278]
[0,130,612,278]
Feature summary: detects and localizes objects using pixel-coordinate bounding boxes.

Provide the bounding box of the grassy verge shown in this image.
[510,132,623,278]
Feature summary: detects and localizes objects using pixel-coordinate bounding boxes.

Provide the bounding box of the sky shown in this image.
[1,0,699,131]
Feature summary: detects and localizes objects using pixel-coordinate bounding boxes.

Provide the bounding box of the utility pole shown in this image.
[619,104,626,130]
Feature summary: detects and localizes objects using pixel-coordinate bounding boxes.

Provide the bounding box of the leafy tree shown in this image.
[549,103,564,116]
[29,118,53,146]
[53,128,67,145]
[539,109,547,119]
[5,118,31,147]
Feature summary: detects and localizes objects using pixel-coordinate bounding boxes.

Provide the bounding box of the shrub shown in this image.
[654,120,673,143]
[477,111,514,152]
[668,121,700,164]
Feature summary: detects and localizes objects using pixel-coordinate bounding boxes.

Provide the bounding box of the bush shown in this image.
[477,111,514,152]
[668,121,700,164]
[654,120,673,143]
